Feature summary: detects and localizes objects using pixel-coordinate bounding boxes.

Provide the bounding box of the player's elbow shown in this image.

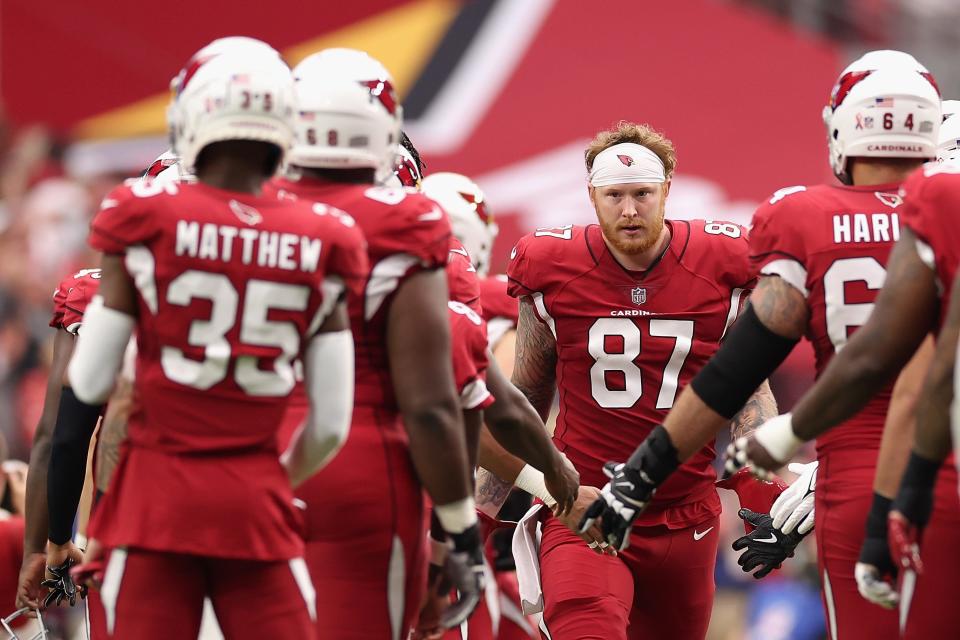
[402,397,462,441]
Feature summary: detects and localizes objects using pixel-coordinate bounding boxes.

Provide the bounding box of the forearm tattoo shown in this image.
[730,380,778,440]
[511,298,558,420]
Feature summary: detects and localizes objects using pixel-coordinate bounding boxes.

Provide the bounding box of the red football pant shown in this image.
[298,410,427,640]
[816,453,960,639]
[99,548,315,639]
[538,512,718,640]
[900,465,960,638]
[495,570,539,640]
[815,455,898,640]
[86,586,108,639]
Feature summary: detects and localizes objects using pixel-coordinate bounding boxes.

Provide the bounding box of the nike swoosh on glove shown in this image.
[579,461,657,552]
[41,557,82,608]
[770,461,817,535]
[732,508,806,579]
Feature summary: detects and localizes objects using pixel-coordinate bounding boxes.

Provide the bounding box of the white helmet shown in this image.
[169,36,282,94]
[938,106,960,162]
[168,45,295,174]
[421,172,497,276]
[823,50,941,183]
[942,100,960,121]
[289,48,402,171]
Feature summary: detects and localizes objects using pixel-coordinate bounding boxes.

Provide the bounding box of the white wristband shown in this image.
[435,497,478,534]
[754,413,804,463]
[514,465,557,508]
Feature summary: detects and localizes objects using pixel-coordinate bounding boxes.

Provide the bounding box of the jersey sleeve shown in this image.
[324,215,370,302]
[447,247,482,312]
[381,192,452,270]
[748,187,812,297]
[899,166,934,246]
[49,276,71,329]
[88,183,157,254]
[448,303,493,410]
[62,275,102,335]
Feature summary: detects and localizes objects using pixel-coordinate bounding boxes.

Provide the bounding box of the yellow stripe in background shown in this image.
[75,0,458,140]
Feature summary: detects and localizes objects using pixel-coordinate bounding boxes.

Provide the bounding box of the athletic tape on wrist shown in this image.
[514,465,557,507]
[754,413,803,463]
[435,497,478,535]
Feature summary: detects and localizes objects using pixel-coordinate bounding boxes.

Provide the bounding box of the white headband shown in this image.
[589,143,666,187]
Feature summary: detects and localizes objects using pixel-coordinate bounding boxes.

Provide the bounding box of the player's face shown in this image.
[590,181,669,255]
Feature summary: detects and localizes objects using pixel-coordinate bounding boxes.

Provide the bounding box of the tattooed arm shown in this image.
[511,297,558,422]
[664,276,804,460]
[95,374,133,493]
[472,296,569,519]
[729,380,778,441]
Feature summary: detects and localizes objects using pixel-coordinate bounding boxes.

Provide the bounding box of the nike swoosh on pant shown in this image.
[693,527,714,541]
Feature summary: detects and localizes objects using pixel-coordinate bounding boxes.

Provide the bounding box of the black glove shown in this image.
[854,493,899,609]
[41,557,81,608]
[732,508,805,579]
[578,425,679,551]
[440,525,486,629]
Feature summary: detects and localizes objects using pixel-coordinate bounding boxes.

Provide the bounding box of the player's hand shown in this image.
[854,492,898,609]
[770,461,817,535]
[41,542,84,608]
[888,510,923,575]
[70,538,105,593]
[15,552,46,613]
[854,559,898,610]
[439,525,486,629]
[557,486,616,556]
[732,508,805,579]
[544,452,579,517]
[579,461,657,552]
[724,414,803,481]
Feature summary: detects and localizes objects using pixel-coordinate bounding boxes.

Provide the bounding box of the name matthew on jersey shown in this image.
[174,219,324,272]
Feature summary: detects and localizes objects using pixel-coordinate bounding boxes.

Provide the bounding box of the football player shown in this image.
[266,49,481,639]
[728,151,960,636]
[507,121,780,639]
[68,44,368,639]
[632,52,956,638]
[17,267,102,616]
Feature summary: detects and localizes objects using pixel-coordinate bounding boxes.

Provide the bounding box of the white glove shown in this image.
[770,461,817,535]
[854,562,899,609]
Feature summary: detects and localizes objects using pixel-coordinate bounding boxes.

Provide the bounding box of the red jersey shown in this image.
[448,240,482,312]
[268,176,451,414]
[508,221,752,527]
[86,179,367,560]
[479,274,518,349]
[447,239,492,409]
[50,269,101,334]
[900,162,960,328]
[750,182,904,455]
[449,301,493,410]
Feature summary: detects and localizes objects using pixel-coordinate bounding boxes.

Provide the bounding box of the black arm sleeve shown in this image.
[47,387,102,545]
[690,304,798,419]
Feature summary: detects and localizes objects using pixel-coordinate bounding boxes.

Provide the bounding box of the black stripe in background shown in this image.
[402,0,499,119]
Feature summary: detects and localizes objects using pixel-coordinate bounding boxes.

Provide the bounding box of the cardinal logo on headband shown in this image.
[617,155,634,167]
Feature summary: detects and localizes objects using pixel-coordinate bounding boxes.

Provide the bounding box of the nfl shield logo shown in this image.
[631,287,646,305]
